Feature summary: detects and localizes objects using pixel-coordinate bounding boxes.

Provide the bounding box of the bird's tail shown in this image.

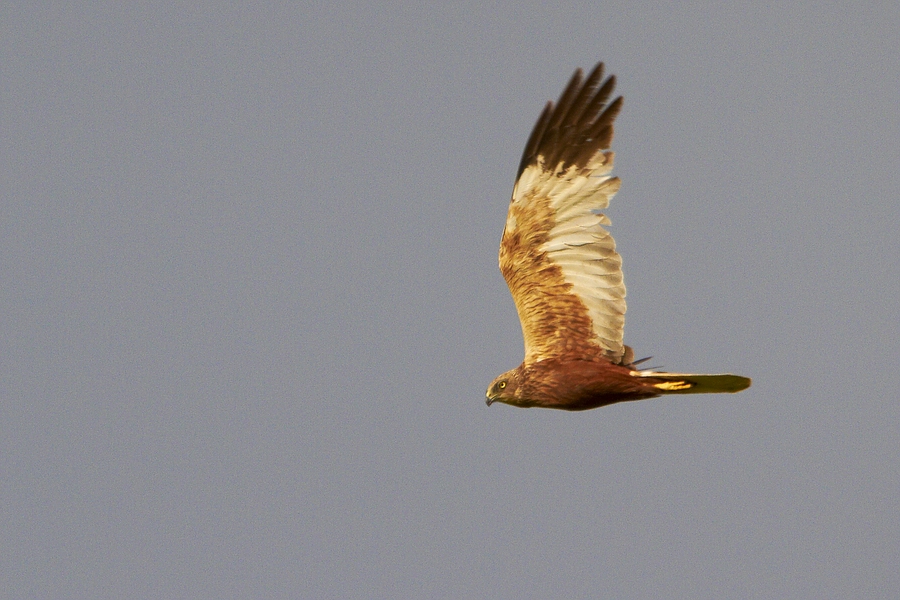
[632,371,751,395]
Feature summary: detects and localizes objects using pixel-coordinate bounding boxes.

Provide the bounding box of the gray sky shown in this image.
[3,2,899,598]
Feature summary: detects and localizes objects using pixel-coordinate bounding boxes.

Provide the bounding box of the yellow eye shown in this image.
[498,381,507,389]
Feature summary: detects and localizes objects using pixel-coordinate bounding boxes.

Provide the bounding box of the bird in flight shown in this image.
[486,62,750,410]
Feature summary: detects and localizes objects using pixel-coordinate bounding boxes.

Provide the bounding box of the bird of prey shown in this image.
[486,62,750,410]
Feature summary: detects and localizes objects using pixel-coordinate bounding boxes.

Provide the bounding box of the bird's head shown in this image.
[486,369,520,407]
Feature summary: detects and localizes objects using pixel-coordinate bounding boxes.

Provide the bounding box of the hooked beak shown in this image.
[485,395,495,407]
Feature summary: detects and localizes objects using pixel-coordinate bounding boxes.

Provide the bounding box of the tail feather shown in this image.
[633,371,751,395]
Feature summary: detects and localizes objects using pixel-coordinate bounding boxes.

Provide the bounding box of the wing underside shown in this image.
[500,63,627,365]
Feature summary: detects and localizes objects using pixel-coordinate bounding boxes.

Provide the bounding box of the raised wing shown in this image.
[500,63,626,365]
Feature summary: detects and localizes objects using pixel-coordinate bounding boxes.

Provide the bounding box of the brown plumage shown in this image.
[486,62,750,411]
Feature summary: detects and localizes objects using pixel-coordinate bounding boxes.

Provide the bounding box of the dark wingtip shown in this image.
[515,61,621,181]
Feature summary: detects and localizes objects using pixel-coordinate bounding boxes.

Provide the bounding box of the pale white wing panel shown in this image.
[512,152,626,361]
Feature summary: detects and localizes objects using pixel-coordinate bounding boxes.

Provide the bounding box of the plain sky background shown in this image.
[3,2,899,598]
